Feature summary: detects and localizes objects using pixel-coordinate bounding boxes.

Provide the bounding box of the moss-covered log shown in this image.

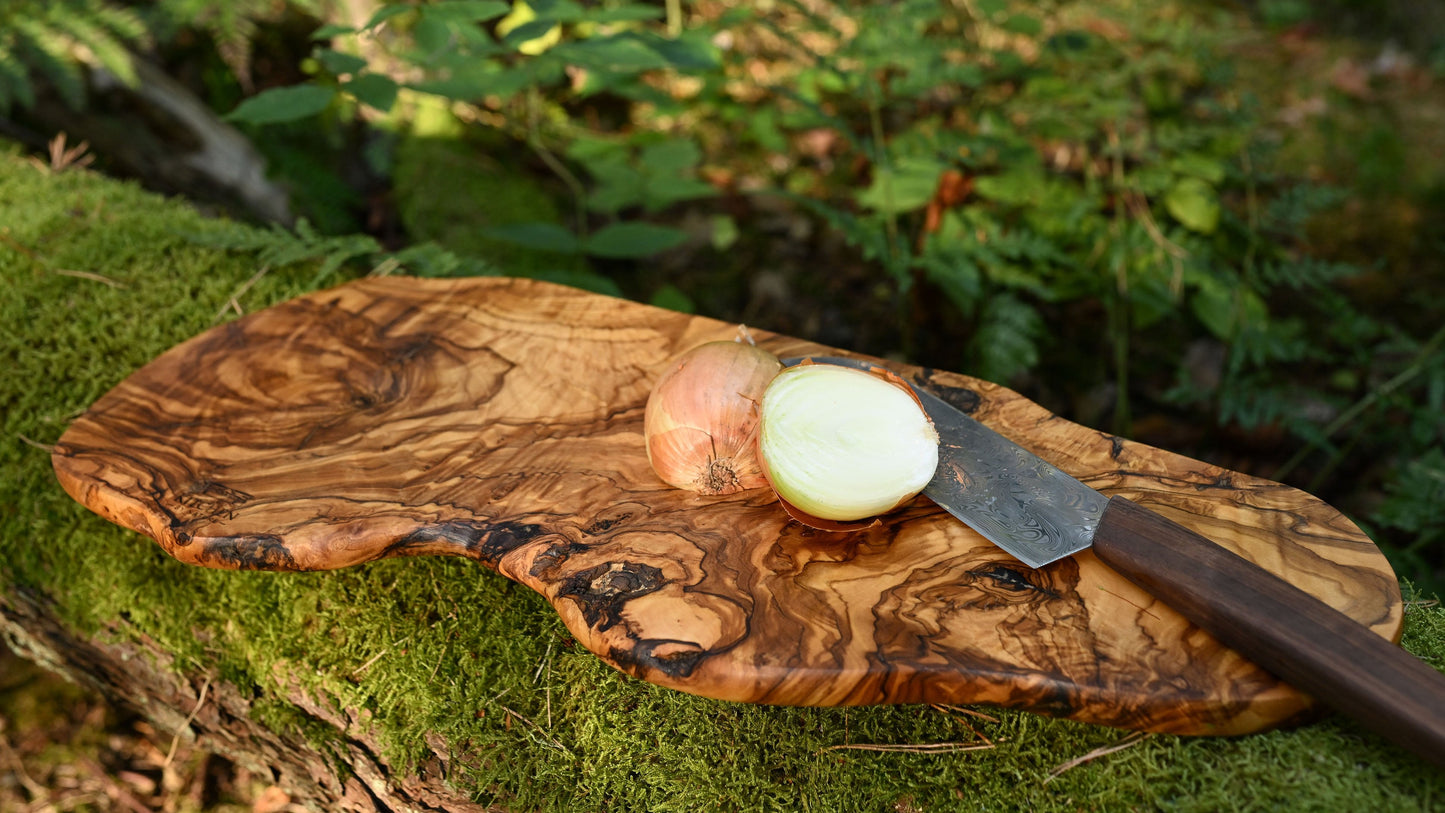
[4,142,1445,811]
[47,271,1410,738]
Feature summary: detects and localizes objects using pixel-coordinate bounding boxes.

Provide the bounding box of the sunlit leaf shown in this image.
[857,158,945,214]
[312,23,356,39]
[425,1,511,23]
[363,4,413,29]
[710,214,740,251]
[1165,177,1221,234]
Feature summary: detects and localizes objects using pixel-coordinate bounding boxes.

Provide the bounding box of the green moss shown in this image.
[2,142,1443,811]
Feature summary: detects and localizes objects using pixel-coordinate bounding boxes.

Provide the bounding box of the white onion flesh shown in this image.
[757,364,939,522]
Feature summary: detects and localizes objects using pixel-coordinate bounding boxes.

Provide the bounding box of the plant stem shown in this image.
[866,78,913,356]
[665,0,682,37]
[524,87,589,264]
[1107,124,1131,436]
[1274,322,1445,482]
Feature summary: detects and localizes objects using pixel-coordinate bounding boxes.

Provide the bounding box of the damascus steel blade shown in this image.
[785,357,1107,569]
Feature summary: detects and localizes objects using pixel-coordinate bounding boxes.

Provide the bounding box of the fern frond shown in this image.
[1258,257,1359,291]
[0,0,153,111]
[152,0,332,85]
[92,4,150,44]
[46,11,140,87]
[12,17,88,109]
[179,220,499,285]
[0,47,35,114]
[971,292,1044,383]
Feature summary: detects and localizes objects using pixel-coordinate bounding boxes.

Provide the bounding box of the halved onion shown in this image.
[757,362,939,528]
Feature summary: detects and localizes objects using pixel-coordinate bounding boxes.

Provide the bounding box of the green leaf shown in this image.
[649,284,695,313]
[315,48,368,76]
[363,4,413,29]
[1171,153,1227,184]
[412,15,457,55]
[588,5,667,22]
[974,168,1046,207]
[502,19,561,50]
[972,0,1010,20]
[639,139,702,173]
[857,158,945,214]
[642,177,716,210]
[408,59,553,101]
[343,74,399,112]
[584,223,687,258]
[556,36,669,71]
[528,268,625,297]
[425,1,511,22]
[226,85,337,125]
[1190,274,1266,340]
[646,31,721,70]
[710,214,740,251]
[312,23,357,39]
[1165,177,1221,234]
[1002,13,1043,36]
[482,222,581,253]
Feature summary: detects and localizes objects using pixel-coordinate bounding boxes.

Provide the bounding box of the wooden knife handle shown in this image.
[1092,495,1445,768]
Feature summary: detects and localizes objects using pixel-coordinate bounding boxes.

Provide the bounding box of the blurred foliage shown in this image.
[0,0,148,112]
[1,0,1441,592]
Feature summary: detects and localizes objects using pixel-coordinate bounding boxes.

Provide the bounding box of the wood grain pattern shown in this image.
[1093,496,1445,766]
[50,276,1405,736]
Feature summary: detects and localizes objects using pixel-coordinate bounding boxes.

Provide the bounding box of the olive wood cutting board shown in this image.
[51,276,1405,737]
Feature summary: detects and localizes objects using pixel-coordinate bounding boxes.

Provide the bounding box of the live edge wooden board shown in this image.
[51,276,1405,737]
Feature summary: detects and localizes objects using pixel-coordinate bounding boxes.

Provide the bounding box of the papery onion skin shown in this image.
[644,340,784,495]
[757,362,939,524]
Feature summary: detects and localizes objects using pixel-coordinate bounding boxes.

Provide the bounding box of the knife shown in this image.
[789,356,1445,769]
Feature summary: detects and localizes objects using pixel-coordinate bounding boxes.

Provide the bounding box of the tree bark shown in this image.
[0,586,489,813]
[11,50,293,225]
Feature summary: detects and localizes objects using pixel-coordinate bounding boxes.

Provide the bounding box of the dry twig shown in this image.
[1045,731,1153,783]
[16,435,58,454]
[54,268,126,288]
[27,132,95,174]
[213,265,272,322]
[499,705,572,755]
[162,675,212,770]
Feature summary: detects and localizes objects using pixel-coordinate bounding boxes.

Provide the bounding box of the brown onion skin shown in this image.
[644,340,783,495]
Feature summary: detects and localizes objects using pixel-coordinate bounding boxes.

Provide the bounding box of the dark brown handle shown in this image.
[1092,495,1445,768]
